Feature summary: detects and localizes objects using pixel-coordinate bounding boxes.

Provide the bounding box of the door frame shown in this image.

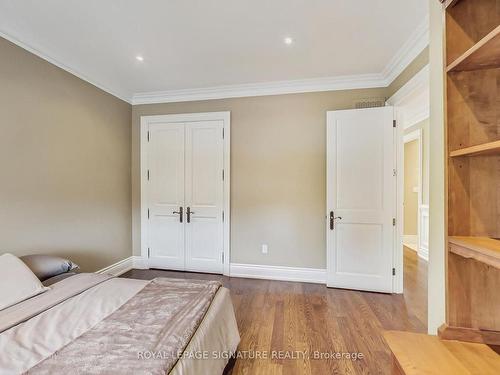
[140,111,231,276]
[386,65,429,293]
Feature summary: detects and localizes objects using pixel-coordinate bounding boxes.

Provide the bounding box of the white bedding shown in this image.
[0,275,240,375]
[0,278,147,374]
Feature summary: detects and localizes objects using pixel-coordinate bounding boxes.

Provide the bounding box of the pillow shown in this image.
[42,272,77,287]
[0,253,48,311]
[20,254,79,282]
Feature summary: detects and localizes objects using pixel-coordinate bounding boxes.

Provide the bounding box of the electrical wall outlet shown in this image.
[261,244,268,254]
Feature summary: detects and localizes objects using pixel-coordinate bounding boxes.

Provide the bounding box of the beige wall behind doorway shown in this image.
[404,139,419,236]
[132,88,390,269]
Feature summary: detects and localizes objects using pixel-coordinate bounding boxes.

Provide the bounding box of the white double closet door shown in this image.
[146,120,224,274]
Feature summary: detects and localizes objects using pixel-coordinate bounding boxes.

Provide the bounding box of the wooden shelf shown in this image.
[449,140,500,157]
[447,25,500,72]
[449,236,500,269]
[383,330,500,374]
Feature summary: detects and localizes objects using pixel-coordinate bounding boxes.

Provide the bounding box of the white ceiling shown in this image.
[0,0,428,103]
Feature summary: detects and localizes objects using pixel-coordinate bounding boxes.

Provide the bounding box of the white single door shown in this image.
[326,107,395,293]
[147,122,186,270]
[184,121,224,273]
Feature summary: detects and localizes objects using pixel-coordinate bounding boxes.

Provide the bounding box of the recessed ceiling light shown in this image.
[284,37,293,45]
[136,55,144,62]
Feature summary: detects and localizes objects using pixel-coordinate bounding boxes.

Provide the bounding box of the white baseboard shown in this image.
[418,204,429,262]
[99,257,326,284]
[403,234,417,245]
[132,256,148,269]
[96,257,134,276]
[418,246,429,261]
[230,263,326,284]
[96,256,147,276]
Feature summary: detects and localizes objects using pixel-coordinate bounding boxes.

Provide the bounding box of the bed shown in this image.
[0,271,240,374]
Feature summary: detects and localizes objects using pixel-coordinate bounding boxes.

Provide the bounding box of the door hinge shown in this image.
[222,169,224,181]
[148,209,150,219]
[147,131,150,142]
[222,210,225,222]
[392,218,396,226]
[147,169,150,180]
[222,128,225,139]
[148,247,150,258]
[222,252,224,263]
[393,169,397,177]
[393,120,397,128]
[392,268,396,276]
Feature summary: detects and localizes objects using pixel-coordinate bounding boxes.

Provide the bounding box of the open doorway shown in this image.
[403,130,422,253]
[387,65,429,330]
[402,127,428,329]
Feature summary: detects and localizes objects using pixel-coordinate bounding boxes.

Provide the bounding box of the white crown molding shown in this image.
[230,263,326,284]
[0,29,132,103]
[131,73,386,105]
[381,15,430,86]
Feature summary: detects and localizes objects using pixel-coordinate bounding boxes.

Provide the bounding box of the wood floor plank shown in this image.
[122,248,428,374]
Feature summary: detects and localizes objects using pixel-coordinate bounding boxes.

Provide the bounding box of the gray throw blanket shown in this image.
[25,278,221,375]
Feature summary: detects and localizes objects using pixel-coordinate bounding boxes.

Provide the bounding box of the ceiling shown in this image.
[0,0,428,103]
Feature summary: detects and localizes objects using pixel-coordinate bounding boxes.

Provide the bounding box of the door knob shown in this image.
[173,207,183,223]
[187,207,195,223]
[330,211,342,230]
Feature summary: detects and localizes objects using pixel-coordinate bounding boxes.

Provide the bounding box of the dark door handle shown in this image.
[173,207,183,223]
[187,207,195,223]
[330,211,342,230]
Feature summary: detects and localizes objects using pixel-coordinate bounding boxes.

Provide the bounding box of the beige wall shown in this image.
[0,27,430,273]
[131,48,430,270]
[0,37,132,272]
[428,0,446,335]
[404,140,419,235]
[132,88,388,268]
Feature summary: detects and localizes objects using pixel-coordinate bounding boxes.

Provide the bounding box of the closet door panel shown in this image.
[147,122,185,270]
[184,121,224,273]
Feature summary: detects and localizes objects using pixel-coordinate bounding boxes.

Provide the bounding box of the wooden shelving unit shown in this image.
[447,25,500,72]
[442,0,500,346]
[449,236,500,268]
[449,140,500,157]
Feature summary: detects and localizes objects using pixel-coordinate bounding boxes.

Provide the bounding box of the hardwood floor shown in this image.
[402,246,428,329]
[122,247,427,374]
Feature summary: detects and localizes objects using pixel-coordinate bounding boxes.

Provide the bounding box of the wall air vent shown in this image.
[354,98,386,109]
